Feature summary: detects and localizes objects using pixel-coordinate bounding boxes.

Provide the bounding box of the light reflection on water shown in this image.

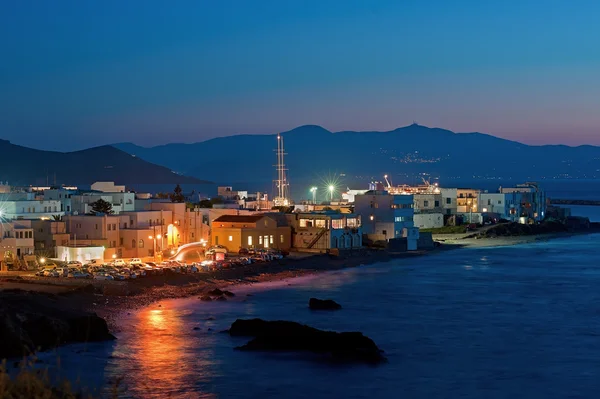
[47,233,600,398]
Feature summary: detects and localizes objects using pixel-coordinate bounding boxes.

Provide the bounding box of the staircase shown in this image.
[307,228,328,249]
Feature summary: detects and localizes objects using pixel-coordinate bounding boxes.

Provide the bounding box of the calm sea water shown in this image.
[42,229,600,399]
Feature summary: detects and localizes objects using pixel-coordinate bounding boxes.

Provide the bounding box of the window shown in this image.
[120,238,123,246]
[67,206,70,212]
[53,206,57,212]
[44,206,47,212]
[331,219,344,229]
[488,199,491,205]
[395,216,413,222]
[112,223,116,230]
[228,235,233,242]
[446,198,451,205]
[498,200,502,204]
[191,232,194,238]
[132,239,136,248]
[382,230,387,236]
[259,236,263,244]
[434,201,440,207]
[280,234,284,243]
[138,239,144,248]
[424,200,429,207]
[248,236,253,246]
[315,219,326,228]
[269,235,273,244]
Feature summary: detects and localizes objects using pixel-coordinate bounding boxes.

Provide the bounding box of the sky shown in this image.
[1,0,600,151]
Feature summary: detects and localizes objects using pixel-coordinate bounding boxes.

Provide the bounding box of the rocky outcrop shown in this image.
[0,290,115,360]
[309,298,342,310]
[229,318,386,364]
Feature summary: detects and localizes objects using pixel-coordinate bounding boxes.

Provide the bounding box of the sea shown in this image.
[28,203,600,398]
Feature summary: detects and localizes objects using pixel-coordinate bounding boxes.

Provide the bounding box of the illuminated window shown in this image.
[280,234,284,243]
[228,235,233,241]
[139,240,144,248]
[248,236,253,246]
[269,235,273,244]
[259,236,263,244]
[315,219,326,228]
[331,219,343,229]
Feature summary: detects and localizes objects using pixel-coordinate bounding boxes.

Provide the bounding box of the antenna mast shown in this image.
[273,135,290,207]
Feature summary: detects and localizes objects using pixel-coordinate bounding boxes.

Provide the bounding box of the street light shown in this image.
[328,185,334,201]
[39,257,46,265]
[310,187,317,204]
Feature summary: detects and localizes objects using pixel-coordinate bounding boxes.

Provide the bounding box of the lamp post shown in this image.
[149,235,156,261]
[328,185,334,202]
[310,187,317,204]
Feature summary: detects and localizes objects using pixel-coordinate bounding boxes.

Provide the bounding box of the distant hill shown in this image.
[0,140,211,186]
[113,124,600,190]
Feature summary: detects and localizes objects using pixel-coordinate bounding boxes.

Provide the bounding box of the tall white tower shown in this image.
[273,134,290,207]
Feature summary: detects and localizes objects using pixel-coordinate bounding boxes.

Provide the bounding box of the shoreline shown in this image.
[1,228,599,359]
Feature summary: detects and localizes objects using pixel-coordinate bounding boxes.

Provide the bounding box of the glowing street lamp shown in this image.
[328,185,335,201]
[39,257,46,264]
[112,254,117,259]
[310,187,317,204]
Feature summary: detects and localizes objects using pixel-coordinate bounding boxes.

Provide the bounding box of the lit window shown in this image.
[248,236,253,246]
[280,234,284,243]
[269,235,273,244]
[259,236,263,244]
[228,235,233,242]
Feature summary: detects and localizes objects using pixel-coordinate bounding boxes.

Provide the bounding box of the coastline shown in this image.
[1,228,599,360]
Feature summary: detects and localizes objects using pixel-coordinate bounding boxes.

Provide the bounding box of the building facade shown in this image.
[287,212,362,251]
[211,215,291,253]
[354,190,418,249]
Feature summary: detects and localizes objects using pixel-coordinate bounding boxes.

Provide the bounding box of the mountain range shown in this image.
[0,139,210,187]
[114,124,600,189]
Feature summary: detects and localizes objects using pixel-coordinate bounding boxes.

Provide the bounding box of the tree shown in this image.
[198,199,213,208]
[88,199,114,215]
[170,184,185,203]
[52,214,62,221]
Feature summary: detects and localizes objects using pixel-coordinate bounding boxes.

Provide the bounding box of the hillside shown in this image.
[0,140,211,186]
[113,124,600,188]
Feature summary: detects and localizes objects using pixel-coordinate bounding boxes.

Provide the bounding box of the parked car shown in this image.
[129,258,143,266]
[68,271,92,279]
[112,259,126,267]
[66,260,83,268]
[238,248,249,255]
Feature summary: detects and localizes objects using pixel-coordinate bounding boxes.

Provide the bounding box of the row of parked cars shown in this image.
[34,258,200,280]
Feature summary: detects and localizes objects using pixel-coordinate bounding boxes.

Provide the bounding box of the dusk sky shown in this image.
[2,0,599,151]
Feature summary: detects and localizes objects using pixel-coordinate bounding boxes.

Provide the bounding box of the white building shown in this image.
[0,199,64,220]
[440,188,458,216]
[0,220,35,270]
[71,192,135,214]
[354,190,418,250]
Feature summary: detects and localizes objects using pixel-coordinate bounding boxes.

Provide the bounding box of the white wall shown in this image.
[414,213,444,229]
[56,246,104,262]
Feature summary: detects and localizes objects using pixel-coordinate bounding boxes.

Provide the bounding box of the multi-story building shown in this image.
[63,215,122,259]
[211,214,291,253]
[0,220,35,270]
[287,212,362,251]
[456,188,481,223]
[354,190,418,250]
[31,220,70,257]
[413,193,444,229]
[440,188,458,216]
[71,192,135,215]
[499,183,546,221]
[43,188,76,213]
[0,196,64,220]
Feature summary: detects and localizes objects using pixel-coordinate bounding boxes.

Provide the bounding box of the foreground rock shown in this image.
[309,298,342,310]
[229,318,386,364]
[0,289,115,359]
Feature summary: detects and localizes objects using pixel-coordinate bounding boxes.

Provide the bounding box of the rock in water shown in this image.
[309,298,342,310]
[208,288,224,296]
[229,318,386,364]
[223,290,235,297]
[200,295,213,301]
